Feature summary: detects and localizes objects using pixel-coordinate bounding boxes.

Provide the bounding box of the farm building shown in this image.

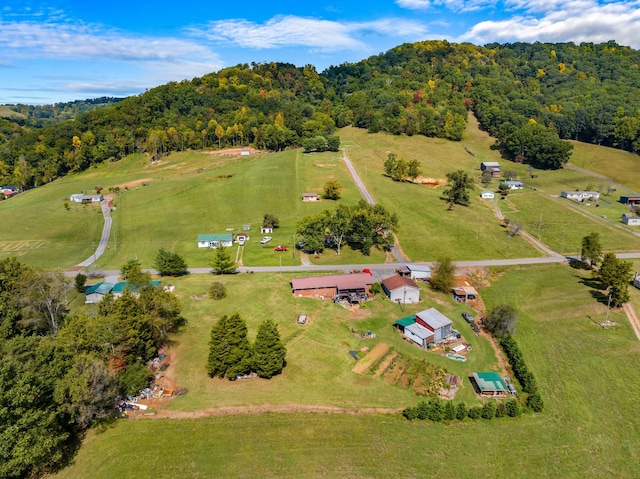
[261,226,274,234]
[302,192,320,202]
[561,191,600,201]
[622,214,640,226]
[236,232,250,242]
[291,272,373,302]
[394,308,453,346]
[472,372,508,397]
[397,264,432,281]
[381,275,421,304]
[414,308,453,345]
[480,162,501,177]
[620,195,640,206]
[452,285,479,302]
[501,180,524,190]
[634,272,640,290]
[404,322,435,348]
[70,193,104,203]
[480,190,495,199]
[1,185,17,196]
[197,234,233,249]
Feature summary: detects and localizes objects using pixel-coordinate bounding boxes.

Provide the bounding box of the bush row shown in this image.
[403,397,521,422]
[499,334,544,412]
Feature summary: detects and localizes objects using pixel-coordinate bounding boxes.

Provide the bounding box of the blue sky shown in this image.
[2,0,640,104]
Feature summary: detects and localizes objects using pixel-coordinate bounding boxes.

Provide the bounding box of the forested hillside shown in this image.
[1,40,640,190]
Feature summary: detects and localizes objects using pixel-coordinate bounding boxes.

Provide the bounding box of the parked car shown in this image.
[274,245,287,251]
[260,236,272,244]
[470,321,480,332]
[462,312,474,323]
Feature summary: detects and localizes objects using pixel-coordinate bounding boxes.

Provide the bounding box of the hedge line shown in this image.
[403,397,521,422]
[499,334,543,412]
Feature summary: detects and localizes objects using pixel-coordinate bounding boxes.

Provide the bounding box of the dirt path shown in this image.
[136,404,404,419]
[623,303,640,341]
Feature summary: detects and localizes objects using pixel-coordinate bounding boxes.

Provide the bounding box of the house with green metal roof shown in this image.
[84,281,115,303]
[197,234,233,249]
[84,280,162,302]
[111,280,161,298]
[394,315,417,333]
[472,372,508,397]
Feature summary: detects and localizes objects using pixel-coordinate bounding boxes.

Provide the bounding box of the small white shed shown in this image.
[381,275,421,304]
[406,264,432,281]
[480,190,495,199]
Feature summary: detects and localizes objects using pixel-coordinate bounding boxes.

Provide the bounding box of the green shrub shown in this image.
[467,406,482,419]
[481,401,497,419]
[455,402,467,420]
[505,398,521,417]
[444,401,456,421]
[527,392,544,412]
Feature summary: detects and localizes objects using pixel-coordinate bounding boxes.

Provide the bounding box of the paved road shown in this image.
[76,199,112,268]
[341,148,409,262]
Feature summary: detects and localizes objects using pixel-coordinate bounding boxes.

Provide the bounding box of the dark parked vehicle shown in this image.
[470,321,480,333]
[462,312,474,323]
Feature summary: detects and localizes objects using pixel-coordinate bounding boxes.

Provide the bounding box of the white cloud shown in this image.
[193,15,428,51]
[0,20,221,66]
[461,1,640,47]
[396,0,498,12]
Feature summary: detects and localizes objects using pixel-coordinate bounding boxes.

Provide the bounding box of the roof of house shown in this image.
[562,190,599,196]
[198,234,233,242]
[382,275,420,291]
[407,264,431,273]
[395,315,417,327]
[302,192,319,197]
[481,189,495,196]
[503,180,524,186]
[291,273,373,291]
[452,285,479,296]
[473,372,507,392]
[112,280,161,294]
[481,161,500,167]
[85,281,114,295]
[416,307,452,330]
[405,322,434,340]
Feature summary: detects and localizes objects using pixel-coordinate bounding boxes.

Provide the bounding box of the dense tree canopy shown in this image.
[6,41,640,189]
[0,257,183,478]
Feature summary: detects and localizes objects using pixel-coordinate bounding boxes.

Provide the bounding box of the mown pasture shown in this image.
[53,263,640,478]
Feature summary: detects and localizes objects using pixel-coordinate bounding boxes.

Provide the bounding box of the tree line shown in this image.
[0,257,184,478]
[3,41,640,190]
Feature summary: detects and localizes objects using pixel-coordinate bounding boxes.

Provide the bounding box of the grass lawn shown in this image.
[150,273,496,410]
[339,124,541,261]
[53,263,640,478]
[569,140,640,194]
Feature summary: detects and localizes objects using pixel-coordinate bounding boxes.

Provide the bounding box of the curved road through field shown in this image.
[341,148,409,262]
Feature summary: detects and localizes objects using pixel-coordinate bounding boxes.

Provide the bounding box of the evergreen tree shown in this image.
[153,247,188,276]
[253,319,287,379]
[206,313,252,379]
[210,246,236,274]
[485,304,519,338]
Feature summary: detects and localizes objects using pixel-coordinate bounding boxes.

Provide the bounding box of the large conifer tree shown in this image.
[206,313,252,379]
[253,319,287,379]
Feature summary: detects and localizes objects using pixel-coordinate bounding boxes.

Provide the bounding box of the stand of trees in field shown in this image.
[295,200,398,255]
[0,257,184,478]
[3,41,640,189]
[206,313,286,380]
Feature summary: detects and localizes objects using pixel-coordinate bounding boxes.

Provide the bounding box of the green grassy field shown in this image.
[570,140,640,193]
[53,263,640,478]
[1,118,638,270]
